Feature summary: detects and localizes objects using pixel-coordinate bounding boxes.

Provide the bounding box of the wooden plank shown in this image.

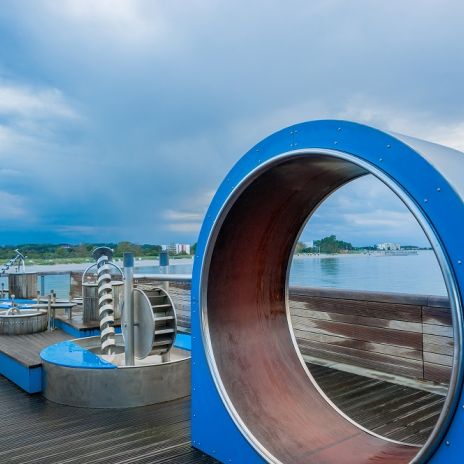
[289,297,422,323]
[290,308,422,332]
[422,306,452,326]
[290,286,429,306]
[0,376,218,464]
[426,295,450,308]
[294,330,423,360]
[0,330,72,367]
[423,352,453,367]
[292,317,423,349]
[299,338,423,371]
[300,342,423,379]
[308,364,443,446]
[422,323,453,337]
[423,334,454,356]
[424,362,451,384]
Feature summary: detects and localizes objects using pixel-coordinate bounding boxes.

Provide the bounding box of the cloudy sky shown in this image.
[0,1,463,247]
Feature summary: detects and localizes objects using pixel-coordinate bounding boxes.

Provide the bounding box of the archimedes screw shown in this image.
[92,247,116,354]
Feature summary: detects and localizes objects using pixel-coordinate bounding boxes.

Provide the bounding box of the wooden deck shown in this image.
[309,363,445,445]
[0,330,446,461]
[0,330,71,367]
[0,375,218,464]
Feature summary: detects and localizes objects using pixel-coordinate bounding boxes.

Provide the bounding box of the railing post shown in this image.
[124,252,135,366]
[40,275,45,296]
[47,293,53,331]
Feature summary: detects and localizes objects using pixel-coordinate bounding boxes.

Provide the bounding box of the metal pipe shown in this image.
[123,252,135,366]
[133,273,192,282]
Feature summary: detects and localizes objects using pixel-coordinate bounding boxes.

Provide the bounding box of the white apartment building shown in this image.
[163,243,191,255]
[376,242,401,251]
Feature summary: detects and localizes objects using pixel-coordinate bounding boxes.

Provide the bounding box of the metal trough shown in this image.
[41,334,190,408]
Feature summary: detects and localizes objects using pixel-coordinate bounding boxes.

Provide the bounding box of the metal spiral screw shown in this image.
[92,247,116,354]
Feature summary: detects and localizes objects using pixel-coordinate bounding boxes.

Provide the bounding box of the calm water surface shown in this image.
[2,250,447,298]
[289,250,446,296]
[139,250,446,296]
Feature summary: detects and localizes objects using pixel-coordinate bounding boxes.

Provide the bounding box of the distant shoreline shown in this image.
[13,251,432,273]
[293,250,430,259]
[23,257,194,273]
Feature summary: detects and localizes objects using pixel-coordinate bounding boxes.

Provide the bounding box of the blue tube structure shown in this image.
[191,120,464,464]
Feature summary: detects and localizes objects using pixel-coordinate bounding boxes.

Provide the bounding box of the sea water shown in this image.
[0,250,447,299]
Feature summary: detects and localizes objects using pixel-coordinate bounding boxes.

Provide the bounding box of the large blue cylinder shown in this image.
[191,120,464,464]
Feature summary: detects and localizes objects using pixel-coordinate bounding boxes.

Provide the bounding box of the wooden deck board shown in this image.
[308,363,446,446]
[0,330,446,460]
[0,330,72,367]
[0,376,218,464]
[55,311,122,330]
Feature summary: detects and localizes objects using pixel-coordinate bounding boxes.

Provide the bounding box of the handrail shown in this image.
[133,273,192,282]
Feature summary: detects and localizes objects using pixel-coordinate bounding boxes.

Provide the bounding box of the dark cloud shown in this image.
[0,1,462,244]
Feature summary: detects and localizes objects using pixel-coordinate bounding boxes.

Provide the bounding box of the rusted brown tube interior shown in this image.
[206,154,419,463]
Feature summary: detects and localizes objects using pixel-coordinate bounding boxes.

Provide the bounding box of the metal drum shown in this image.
[82,281,124,322]
[0,309,48,335]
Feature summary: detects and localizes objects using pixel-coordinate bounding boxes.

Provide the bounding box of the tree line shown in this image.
[295,235,354,254]
[0,242,196,261]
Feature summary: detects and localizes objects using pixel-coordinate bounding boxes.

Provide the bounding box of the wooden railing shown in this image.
[70,271,454,386]
[289,287,452,385]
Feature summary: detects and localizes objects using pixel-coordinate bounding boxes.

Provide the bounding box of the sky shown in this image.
[0,1,463,247]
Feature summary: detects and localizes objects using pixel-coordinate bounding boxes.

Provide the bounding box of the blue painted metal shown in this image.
[54,318,122,338]
[40,341,117,369]
[174,332,191,351]
[191,120,464,463]
[160,250,169,267]
[0,351,42,393]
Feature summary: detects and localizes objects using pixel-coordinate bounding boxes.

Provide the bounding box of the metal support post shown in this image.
[47,293,53,331]
[124,252,135,366]
[68,292,73,320]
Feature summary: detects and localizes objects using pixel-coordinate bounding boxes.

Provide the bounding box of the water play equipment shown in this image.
[191,120,464,463]
[41,252,189,408]
[0,306,47,335]
[0,249,25,275]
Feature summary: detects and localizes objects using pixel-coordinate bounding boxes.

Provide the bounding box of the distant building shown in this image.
[376,242,401,251]
[164,243,191,255]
